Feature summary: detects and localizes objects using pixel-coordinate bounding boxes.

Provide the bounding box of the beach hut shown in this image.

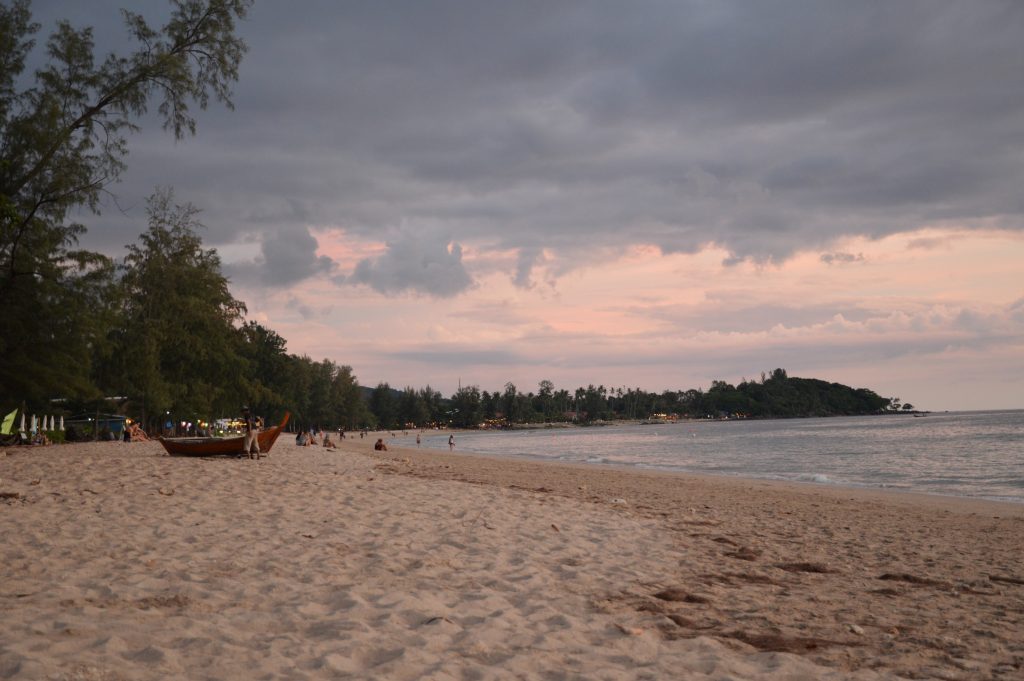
[64,414,128,440]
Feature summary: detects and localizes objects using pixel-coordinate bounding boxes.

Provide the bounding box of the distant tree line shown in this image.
[360,368,900,431]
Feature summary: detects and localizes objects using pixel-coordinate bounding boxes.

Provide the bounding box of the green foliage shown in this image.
[112,189,246,424]
[368,382,395,430]
[667,370,892,418]
[396,386,429,428]
[449,385,482,428]
[443,370,898,428]
[0,0,251,409]
[237,321,289,414]
[244,351,368,432]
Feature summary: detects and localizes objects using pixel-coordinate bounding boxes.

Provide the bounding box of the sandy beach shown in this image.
[1,433,1021,680]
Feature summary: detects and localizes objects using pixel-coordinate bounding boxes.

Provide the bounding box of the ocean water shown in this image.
[418,410,1024,503]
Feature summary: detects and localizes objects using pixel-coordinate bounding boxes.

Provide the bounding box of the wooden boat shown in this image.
[159,412,290,456]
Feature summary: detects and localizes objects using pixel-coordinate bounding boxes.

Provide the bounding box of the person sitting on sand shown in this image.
[32,431,50,445]
[322,434,337,449]
[128,422,150,442]
[374,438,387,451]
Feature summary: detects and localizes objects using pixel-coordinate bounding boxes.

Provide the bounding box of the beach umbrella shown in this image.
[44,415,51,431]
[19,412,25,434]
[30,415,37,434]
[59,415,64,431]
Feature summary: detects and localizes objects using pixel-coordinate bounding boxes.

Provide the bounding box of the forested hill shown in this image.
[679,369,894,419]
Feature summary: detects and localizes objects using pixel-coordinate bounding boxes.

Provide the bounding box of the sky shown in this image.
[29,0,1024,410]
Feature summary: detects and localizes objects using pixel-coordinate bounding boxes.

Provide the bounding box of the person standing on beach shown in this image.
[448,433,454,451]
[242,407,260,460]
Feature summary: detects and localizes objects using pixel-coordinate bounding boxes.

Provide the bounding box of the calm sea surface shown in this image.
[418,411,1024,503]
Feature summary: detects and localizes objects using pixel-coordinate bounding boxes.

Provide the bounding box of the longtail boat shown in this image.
[159,412,290,456]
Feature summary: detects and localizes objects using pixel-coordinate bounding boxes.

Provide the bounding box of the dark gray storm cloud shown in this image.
[349,233,473,298]
[223,226,337,288]
[30,0,1024,293]
[258,227,336,287]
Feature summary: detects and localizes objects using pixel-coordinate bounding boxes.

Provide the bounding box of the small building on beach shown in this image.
[64,413,127,439]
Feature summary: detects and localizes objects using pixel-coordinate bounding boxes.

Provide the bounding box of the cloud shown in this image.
[820,252,865,265]
[349,232,473,297]
[224,226,337,288]
[388,348,525,368]
[38,0,1024,292]
[513,247,542,289]
[285,295,314,321]
[260,227,337,286]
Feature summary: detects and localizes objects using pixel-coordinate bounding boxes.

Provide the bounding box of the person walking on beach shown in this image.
[448,433,455,451]
[242,407,261,460]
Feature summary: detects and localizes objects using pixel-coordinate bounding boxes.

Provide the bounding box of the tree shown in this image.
[417,385,444,425]
[449,385,482,428]
[237,321,289,416]
[397,386,428,428]
[534,379,555,420]
[328,364,369,429]
[579,384,609,422]
[119,192,242,422]
[0,0,251,407]
[114,189,246,427]
[369,382,396,430]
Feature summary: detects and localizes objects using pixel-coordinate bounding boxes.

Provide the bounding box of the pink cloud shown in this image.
[231,228,1024,409]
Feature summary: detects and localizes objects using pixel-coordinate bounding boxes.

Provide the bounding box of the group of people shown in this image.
[295,429,337,448]
[277,420,458,456]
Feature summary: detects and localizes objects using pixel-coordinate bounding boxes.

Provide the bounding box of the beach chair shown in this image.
[0,409,21,446]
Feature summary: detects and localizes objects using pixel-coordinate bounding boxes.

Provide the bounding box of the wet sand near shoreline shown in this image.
[1,435,1021,680]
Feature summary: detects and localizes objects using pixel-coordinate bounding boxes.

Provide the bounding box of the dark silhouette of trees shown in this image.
[1,0,252,406]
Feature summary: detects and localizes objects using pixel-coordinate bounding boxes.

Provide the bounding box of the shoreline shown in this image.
[2,439,1022,679]
[347,431,1024,516]
[395,445,1024,511]
[370,424,1024,507]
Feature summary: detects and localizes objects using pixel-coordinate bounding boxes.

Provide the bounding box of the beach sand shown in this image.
[1,433,1021,680]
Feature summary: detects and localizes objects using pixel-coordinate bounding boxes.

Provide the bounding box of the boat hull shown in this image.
[159,413,290,456]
